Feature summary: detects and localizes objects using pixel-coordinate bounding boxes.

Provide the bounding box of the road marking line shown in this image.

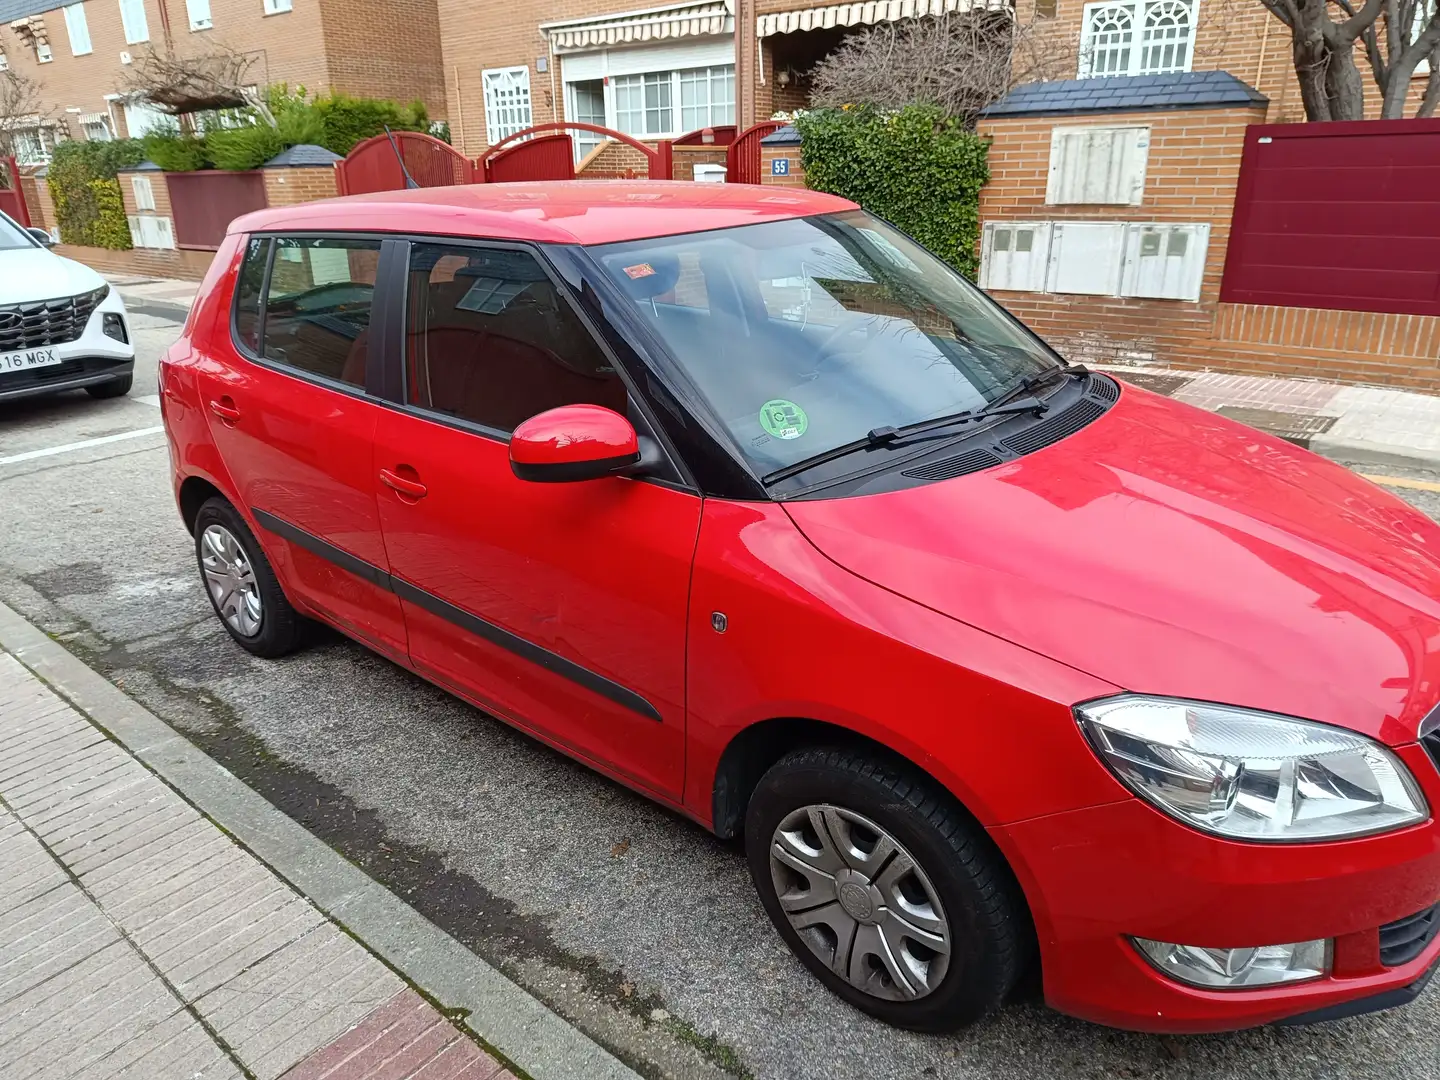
[1362,473,1440,494]
[0,426,165,466]
[134,394,161,408]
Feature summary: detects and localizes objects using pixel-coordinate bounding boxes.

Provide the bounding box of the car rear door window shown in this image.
[404,242,628,434]
[233,236,268,354]
[260,236,382,388]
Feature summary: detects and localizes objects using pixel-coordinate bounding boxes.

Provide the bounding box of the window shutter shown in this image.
[186,0,212,30]
[131,175,155,212]
[1120,223,1210,301]
[1045,222,1127,295]
[63,4,91,55]
[482,67,533,144]
[118,0,149,43]
[1047,126,1150,206]
[980,223,1053,292]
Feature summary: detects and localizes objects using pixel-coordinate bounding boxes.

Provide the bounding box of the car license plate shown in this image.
[0,348,61,373]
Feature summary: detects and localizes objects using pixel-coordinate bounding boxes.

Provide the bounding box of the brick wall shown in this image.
[575,140,651,178]
[672,144,727,180]
[0,0,447,145]
[55,241,217,279]
[1015,0,1432,124]
[978,103,1440,391]
[262,165,338,205]
[760,143,804,187]
[117,167,170,219]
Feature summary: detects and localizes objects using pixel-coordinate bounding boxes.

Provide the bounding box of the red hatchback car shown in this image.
[160,182,1440,1035]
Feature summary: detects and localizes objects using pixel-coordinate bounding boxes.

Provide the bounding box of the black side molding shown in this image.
[249,507,662,723]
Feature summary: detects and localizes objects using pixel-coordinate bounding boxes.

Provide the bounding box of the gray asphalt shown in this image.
[1,307,1437,1080]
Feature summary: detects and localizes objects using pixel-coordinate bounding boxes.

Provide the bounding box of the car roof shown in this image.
[229,181,858,246]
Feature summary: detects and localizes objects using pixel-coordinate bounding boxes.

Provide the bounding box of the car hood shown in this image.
[1,247,105,303]
[783,386,1440,745]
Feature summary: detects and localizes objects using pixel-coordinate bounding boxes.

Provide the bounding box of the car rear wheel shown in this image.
[745,746,1028,1032]
[194,497,306,658]
[85,374,133,399]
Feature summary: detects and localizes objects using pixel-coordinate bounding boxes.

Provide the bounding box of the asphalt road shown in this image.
[2,302,1438,1080]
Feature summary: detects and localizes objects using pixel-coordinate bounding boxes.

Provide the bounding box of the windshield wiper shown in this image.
[761,364,1089,487]
[761,394,1052,486]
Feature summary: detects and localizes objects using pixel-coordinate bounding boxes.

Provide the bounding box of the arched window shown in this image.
[1079,0,1198,78]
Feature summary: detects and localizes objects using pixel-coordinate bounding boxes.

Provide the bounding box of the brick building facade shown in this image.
[0,0,445,160]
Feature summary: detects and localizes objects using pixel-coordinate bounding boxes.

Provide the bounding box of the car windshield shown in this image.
[0,212,36,251]
[591,210,1060,478]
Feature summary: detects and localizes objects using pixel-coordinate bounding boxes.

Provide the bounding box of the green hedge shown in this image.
[125,89,430,173]
[48,139,145,249]
[794,105,989,278]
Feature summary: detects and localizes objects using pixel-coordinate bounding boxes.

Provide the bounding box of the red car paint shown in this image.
[160,183,1440,1034]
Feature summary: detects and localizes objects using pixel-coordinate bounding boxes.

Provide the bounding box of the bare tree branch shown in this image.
[808,12,1024,127]
[0,69,52,162]
[120,43,275,126]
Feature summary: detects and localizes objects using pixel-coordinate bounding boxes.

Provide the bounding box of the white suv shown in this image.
[0,210,135,402]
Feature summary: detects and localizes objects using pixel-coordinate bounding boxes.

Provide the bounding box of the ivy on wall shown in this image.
[794,105,990,278]
[48,139,144,250]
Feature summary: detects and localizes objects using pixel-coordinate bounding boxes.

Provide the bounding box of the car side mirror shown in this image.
[510,404,642,483]
[27,227,54,247]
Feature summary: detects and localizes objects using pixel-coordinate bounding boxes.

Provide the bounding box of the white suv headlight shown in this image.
[1077,695,1428,842]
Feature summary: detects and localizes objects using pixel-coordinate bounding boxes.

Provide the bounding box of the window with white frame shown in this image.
[678,65,735,130]
[263,0,292,13]
[37,41,53,62]
[0,52,8,71]
[568,79,606,162]
[186,0,212,29]
[614,72,672,137]
[118,0,149,43]
[482,67,533,144]
[12,127,55,165]
[82,116,112,140]
[63,4,92,55]
[1079,0,1196,78]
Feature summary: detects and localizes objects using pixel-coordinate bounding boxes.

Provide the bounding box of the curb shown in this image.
[0,596,642,1080]
[1306,435,1440,476]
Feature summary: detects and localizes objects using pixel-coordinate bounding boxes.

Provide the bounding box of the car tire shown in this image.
[745,746,1029,1032]
[193,497,307,658]
[85,374,133,399]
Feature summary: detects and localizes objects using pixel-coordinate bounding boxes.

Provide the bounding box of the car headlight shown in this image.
[1077,695,1428,842]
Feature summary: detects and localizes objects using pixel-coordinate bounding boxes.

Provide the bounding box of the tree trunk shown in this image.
[1325,44,1369,118]
[1293,29,1335,119]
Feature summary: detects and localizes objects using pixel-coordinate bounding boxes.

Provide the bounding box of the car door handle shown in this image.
[208,398,242,424]
[379,468,427,500]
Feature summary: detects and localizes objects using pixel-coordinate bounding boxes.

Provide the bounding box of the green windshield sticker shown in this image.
[759,399,808,440]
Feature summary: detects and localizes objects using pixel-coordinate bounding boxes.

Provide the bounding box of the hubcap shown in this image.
[769,805,951,1001]
[200,524,263,638]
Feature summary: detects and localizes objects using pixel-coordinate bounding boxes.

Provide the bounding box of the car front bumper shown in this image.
[0,288,135,402]
[992,741,1440,1033]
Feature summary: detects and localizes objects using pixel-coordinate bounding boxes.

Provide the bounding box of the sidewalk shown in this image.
[0,600,642,1080]
[1107,366,1440,472]
[0,650,512,1080]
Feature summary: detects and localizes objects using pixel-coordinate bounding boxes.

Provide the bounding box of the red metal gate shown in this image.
[167,170,267,249]
[0,157,31,228]
[726,121,784,185]
[479,124,674,182]
[1221,119,1440,317]
[336,131,475,195]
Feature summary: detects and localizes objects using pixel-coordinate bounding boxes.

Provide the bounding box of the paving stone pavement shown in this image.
[0,651,515,1080]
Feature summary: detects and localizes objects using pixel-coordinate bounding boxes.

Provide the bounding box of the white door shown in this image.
[123,99,167,138]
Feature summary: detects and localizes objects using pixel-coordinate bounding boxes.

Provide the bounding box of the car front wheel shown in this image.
[745,746,1029,1032]
[194,497,306,658]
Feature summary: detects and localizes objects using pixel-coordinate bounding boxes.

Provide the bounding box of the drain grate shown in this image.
[1111,371,1193,396]
[1215,406,1338,447]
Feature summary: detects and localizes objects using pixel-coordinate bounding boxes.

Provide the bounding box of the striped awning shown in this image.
[542,1,734,50]
[758,0,1006,36]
